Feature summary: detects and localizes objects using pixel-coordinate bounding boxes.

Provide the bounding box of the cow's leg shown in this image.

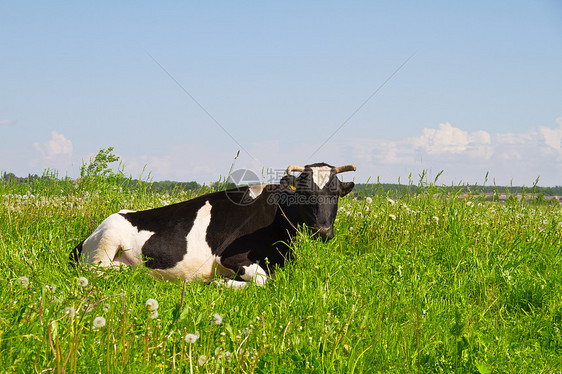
[217,253,269,288]
[218,263,269,288]
[239,263,268,285]
[220,279,250,289]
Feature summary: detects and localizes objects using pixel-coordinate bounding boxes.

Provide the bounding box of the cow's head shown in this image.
[278,163,355,240]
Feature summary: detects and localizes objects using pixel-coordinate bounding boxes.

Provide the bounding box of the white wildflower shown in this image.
[145,299,159,311]
[17,276,29,288]
[224,351,232,362]
[466,201,474,207]
[366,197,373,204]
[389,214,397,221]
[93,316,106,328]
[212,313,223,325]
[64,306,76,318]
[198,355,207,366]
[386,197,396,205]
[77,277,88,287]
[185,333,199,344]
[433,216,439,223]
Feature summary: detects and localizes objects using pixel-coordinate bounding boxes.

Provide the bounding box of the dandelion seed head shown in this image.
[93,316,106,328]
[64,306,76,318]
[433,216,439,223]
[212,313,223,325]
[17,276,29,288]
[148,310,159,319]
[77,277,88,287]
[184,333,199,344]
[389,214,397,221]
[102,303,111,312]
[145,298,159,311]
[198,355,207,366]
[366,197,373,204]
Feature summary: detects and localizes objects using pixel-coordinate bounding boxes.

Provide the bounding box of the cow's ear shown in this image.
[339,181,355,197]
[280,175,297,194]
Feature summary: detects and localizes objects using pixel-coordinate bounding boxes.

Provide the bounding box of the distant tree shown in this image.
[2,172,17,182]
[80,147,121,179]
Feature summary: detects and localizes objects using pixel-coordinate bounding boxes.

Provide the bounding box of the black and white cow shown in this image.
[71,163,355,288]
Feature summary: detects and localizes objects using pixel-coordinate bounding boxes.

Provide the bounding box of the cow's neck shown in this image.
[276,201,305,239]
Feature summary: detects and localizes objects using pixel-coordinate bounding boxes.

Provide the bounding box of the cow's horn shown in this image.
[334,164,357,174]
[286,165,305,174]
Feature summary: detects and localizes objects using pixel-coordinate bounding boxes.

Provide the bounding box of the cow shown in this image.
[70,163,356,288]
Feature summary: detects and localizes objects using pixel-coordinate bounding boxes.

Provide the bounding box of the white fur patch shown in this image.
[217,263,269,288]
[220,279,250,289]
[154,200,218,281]
[311,166,332,190]
[80,212,152,267]
[240,263,269,285]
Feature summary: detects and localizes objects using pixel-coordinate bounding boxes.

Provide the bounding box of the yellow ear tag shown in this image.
[289,185,296,191]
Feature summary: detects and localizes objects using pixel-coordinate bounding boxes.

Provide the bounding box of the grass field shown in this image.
[1,167,561,373]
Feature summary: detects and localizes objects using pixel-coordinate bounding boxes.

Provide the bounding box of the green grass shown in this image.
[1,175,561,373]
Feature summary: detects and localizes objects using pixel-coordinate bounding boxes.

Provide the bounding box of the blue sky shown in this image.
[2,1,561,186]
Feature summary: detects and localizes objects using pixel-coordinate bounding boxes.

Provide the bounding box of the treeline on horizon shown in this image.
[3,171,562,198]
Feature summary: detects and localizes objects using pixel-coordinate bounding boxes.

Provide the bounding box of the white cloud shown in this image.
[346,122,493,168]
[495,131,535,145]
[34,131,73,159]
[29,131,76,176]
[412,122,491,157]
[343,120,562,186]
[538,117,562,160]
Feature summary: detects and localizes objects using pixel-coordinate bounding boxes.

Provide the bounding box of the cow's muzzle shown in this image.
[314,227,334,241]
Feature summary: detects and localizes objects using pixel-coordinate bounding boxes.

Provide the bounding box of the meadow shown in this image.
[1,161,561,373]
